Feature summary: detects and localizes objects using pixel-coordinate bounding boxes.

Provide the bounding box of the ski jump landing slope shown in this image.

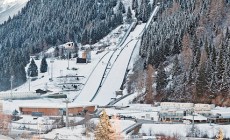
[74,51,113,102]
[91,24,146,105]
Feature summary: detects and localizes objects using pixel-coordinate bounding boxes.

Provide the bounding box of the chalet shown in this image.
[19,102,97,116]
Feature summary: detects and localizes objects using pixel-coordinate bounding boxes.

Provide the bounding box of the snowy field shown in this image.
[140,123,230,139]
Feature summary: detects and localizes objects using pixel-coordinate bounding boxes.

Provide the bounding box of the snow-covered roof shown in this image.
[19,101,97,109]
[183,114,207,121]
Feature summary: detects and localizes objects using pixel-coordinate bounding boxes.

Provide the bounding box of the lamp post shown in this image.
[10,75,14,101]
[191,108,195,137]
[28,71,31,91]
[50,58,54,81]
[67,50,70,70]
[63,99,71,128]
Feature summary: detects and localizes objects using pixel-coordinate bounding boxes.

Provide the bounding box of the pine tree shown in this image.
[95,110,115,140]
[54,47,59,57]
[126,7,132,23]
[216,128,224,140]
[40,57,48,73]
[195,62,208,96]
[118,1,126,13]
[145,64,155,104]
[156,64,168,92]
[172,55,182,78]
[132,0,138,10]
[217,45,225,80]
[27,59,38,77]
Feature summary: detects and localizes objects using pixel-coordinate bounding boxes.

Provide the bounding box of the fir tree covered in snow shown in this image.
[135,0,230,104]
[95,110,115,140]
[40,57,48,73]
[27,59,38,77]
[126,7,132,23]
[216,128,224,140]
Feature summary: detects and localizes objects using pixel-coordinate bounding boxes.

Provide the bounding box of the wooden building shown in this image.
[19,102,97,116]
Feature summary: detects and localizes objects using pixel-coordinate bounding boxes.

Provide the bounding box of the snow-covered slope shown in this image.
[92,24,146,105]
[0,0,28,24]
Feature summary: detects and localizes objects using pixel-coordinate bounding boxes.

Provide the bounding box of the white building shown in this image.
[194,104,215,111]
[160,102,194,109]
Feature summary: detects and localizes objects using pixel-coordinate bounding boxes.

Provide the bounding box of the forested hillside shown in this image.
[130,0,230,106]
[0,0,124,91]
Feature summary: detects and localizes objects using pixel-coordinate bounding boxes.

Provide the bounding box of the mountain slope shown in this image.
[133,0,230,106]
[0,0,124,91]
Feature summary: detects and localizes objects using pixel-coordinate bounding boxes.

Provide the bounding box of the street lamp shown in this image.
[9,75,14,101]
[50,58,54,81]
[28,71,31,91]
[191,108,195,137]
[67,50,70,70]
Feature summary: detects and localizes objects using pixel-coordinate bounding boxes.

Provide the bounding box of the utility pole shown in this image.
[10,76,14,101]
[63,99,71,128]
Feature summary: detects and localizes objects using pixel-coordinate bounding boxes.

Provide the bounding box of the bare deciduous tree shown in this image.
[145,64,155,104]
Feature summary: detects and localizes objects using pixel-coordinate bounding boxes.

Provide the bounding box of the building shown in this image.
[61,42,75,50]
[160,102,194,109]
[159,102,215,122]
[194,104,215,112]
[19,102,97,116]
[159,109,186,122]
[209,111,230,124]
[183,113,208,123]
[77,50,91,63]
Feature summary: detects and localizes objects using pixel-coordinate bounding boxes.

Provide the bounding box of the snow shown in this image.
[114,90,138,106]
[18,101,96,109]
[183,114,207,121]
[74,51,113,102]
[0,0,28,24]
[0,135,14,140]
[42,126,93,140]
[140,123,230,138]
[92,24,146,105]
